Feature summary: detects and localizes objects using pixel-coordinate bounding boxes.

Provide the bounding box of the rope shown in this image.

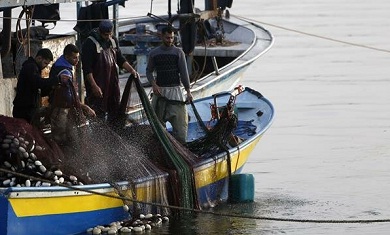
[15,6,34,57]
[131,75,196,210]
[233,14,390,54]
[1,11,389,54]
[1,10,389,224]
[1,166,390,224]
[0,15,155,23]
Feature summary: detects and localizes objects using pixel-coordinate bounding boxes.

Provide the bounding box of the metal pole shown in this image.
[76,1,84,102]
[113,4,119,39]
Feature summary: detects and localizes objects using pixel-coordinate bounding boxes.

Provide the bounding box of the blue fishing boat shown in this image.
[0,85,274,234]
[0,0,274,234]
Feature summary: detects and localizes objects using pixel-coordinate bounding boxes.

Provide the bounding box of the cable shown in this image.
[1,167,390,224]
[1,11,389,53]
[233,14,390,54]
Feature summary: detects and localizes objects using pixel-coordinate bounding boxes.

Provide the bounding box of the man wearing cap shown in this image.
[49,44,96,143]
[81,19,137,122]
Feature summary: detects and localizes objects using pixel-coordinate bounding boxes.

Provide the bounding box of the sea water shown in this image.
[18,0,390,234]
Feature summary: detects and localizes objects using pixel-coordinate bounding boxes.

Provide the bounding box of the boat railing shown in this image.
[0,0,103,9]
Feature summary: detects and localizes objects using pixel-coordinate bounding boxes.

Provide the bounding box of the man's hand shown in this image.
[186,90,193,103]
[59,74,71,84]
[81,104,96,117]
[87,74,103,98]
[151,81,161,96]
[91,84,103,98]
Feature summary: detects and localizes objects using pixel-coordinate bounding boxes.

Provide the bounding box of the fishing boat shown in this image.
[0,0,275,234]
[116,6,274,100]
[0,83,274,234]
[0,0,273,114]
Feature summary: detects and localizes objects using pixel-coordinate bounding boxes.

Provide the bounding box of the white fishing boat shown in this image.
[0,0,273,112]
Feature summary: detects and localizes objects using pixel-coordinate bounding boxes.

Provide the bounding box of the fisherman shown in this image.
[13,48,58,124]
[81,19,138,123]
[49,44,96,144]
[146,26,193,144]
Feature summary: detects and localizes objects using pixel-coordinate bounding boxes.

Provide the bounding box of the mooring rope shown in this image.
[232,14,390,54]
[1,12,388,54]
[1,167,390,224]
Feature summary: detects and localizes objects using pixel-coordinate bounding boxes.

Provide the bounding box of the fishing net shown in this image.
[59,120,171,216]
[128,76,198,211]
[186,101,239,158]
[50,76,173,216]
[1,74,244,215]
[0,115,88,187]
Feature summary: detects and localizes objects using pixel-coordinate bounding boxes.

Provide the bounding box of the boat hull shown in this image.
[0,87,274,235]
[119,14,273,101]
[0,5,274,234]
[0,135,261,235]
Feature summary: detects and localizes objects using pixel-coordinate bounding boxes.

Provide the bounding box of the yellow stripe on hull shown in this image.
[9,191,122,217]
[9,183,165,217]
[194,135,262,188]
[8,135,262,218]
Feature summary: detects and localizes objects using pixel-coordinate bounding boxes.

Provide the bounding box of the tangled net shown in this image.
[0,75,243,214]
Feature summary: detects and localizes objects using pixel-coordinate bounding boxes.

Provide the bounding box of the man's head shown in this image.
[63,44,80,66]
[161,26,175,47]
[35,48,53,70]
[98,20,114,41]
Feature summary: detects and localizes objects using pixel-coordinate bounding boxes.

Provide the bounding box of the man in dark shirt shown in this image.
[81,20,137,122]
[13,48,57,123]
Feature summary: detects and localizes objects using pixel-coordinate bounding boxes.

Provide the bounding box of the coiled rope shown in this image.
[1,167,389,224]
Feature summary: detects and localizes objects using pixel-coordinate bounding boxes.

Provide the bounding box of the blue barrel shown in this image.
[229,174,255,203]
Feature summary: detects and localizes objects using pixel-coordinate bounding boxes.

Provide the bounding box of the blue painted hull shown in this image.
[0,86,274,234]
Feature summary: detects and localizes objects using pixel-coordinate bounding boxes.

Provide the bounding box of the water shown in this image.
[17,0,390,234]
[239,0,390,234]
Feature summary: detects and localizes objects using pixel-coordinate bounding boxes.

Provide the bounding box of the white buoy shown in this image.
[69,175,77,181]
[107,228,117,234]
[39,165,47,173]
[86,227,93,234]
[41,182,51,187]
[132,226,143,233]
[3,161,12,168]
[18,146,26,153]
[92,227,102,235]
[120,227,132,234]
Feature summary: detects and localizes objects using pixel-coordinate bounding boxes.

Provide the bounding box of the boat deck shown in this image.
[0,0,100,8]
[193,42,248,57]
